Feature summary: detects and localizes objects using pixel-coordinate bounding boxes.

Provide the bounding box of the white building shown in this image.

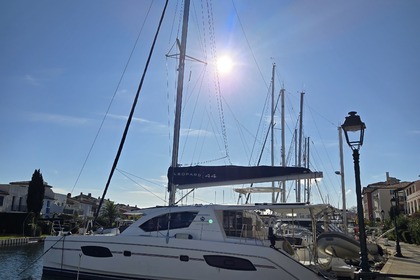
[0,181,58,218]
[0,183,28,212]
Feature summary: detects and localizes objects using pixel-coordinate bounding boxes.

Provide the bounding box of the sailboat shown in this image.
[42,1,325,279]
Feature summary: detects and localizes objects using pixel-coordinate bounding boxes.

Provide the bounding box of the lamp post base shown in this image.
[356,270,379,280]
[395,252,403,258]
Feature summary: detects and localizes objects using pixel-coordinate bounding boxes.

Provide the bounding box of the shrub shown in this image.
[408,213,420,245]
[401,231,412,244]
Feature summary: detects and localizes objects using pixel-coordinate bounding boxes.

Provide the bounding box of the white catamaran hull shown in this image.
[43,234,323,279]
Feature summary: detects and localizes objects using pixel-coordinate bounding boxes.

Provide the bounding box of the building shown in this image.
[72,192,99,218]
[47,193,67,217]
[0,183,27,212]
[0,182,99,219]
[362,173,411,222]
[0,179,140,234]
[0,181,55,214]
[405,180,420,215]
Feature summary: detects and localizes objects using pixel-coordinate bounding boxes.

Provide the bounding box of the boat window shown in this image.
[203,255,256,271]
[222,210,264,239]
[139,211,198,232]
[81,246,113,258]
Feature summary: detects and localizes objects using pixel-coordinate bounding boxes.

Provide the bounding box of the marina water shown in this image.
[0,242,65,280]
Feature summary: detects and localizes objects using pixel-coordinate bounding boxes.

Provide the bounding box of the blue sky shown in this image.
[1,0,419,209]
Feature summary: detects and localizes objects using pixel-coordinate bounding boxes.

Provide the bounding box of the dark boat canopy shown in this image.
[168,165,323,190]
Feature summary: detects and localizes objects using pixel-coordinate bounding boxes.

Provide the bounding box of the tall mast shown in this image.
[294,128,298,200]
[271,63,275,203]
[280,85,286,202]
[297,91,304,202]
[305,137,310,203]
[169,0,190,206]
[338,126,348,234]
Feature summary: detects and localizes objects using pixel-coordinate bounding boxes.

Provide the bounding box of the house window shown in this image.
[0,196,4,207]
[11,196,16,211]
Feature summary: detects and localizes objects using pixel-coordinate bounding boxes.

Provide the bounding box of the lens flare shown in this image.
[217,55,233,74]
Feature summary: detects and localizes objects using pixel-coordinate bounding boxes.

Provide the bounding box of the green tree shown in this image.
[27,169,45,214]
[26,169,45,236]
[100,200,119,227]
[408,212,420,245]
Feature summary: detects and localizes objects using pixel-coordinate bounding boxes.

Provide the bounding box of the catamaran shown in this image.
[42,1,325,279]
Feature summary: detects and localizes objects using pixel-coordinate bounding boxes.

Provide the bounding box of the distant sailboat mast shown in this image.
[338,126,348,234]
[304,137,310,203]
[169,0,190,206]
[296,91,304,202]
[280,86,286,202]
[271,63,275,203]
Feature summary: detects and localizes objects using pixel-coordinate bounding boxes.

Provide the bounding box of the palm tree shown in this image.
[100,200,119,227]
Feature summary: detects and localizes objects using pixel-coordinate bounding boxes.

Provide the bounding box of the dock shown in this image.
[378,238,420,279]
[0,237,44,247]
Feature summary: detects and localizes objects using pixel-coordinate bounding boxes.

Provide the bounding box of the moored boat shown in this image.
[42,1,326,279]
[317,231,384,265]
[43,204,326,279]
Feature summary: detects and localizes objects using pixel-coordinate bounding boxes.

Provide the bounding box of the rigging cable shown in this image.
[116,169,166,203]
[231,0,268,88]
[244,86,282,203]
[248,82,271,166]
[94,0,170,223]
[69,1,154,195]
[206,0,231,163]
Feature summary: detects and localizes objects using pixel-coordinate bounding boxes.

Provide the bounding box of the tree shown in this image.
[27,169,45,215]
[26,169,45,236]
[408,212,420,245]
[100,200,119,227]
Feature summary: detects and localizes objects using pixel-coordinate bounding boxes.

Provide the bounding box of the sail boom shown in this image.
[168,165,323,190]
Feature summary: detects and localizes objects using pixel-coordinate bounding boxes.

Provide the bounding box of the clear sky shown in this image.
[1,0,419,209]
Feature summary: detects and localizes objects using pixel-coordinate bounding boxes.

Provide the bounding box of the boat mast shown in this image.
[280,85,286,202]
[271,63,275,203]
[297,91,304,202]
[338,126,348,234]
[304,137,310,203]
[169,0,190,206]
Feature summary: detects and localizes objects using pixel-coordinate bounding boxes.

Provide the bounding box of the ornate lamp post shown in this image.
[341,111,370,275]
[390,193,403,257]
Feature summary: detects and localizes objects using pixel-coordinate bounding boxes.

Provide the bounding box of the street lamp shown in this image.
[390,193,403,257]
[341,111,370,274]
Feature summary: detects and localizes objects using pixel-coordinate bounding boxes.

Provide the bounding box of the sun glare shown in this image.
[217,55,233,75]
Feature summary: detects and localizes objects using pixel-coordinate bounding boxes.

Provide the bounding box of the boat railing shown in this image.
[51,220,63,235]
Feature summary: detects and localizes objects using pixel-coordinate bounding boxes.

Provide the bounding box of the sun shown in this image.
[216,55,233,75]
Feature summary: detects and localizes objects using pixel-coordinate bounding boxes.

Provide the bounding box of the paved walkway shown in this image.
[377,238,420,279]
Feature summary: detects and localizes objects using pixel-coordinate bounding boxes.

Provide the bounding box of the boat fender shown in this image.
[377,244,384,256]
[282,239,294,256]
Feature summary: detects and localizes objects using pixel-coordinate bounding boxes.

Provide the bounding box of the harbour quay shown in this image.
[0,237,44,247]
[375,238,420,279]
